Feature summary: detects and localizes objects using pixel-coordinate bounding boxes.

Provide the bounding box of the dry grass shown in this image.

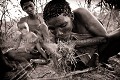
[56,40,77,73]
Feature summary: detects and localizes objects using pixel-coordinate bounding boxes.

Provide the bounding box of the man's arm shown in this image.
[40,23,50,42]
[74,37,106,47]
[36,42,48,60]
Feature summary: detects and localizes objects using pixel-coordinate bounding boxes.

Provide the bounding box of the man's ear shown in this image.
[70,12,74,21]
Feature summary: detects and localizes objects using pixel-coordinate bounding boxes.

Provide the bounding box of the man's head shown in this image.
[20,0,35,15]
[43,0,72,22]
[43,0,74,41]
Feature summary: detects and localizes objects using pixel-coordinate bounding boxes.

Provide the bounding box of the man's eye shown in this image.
[29,5,33,7]
[23,7,27,10]
[60,23,67,28]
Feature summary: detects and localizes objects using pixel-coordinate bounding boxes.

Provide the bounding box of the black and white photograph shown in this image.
[0,0,120,80]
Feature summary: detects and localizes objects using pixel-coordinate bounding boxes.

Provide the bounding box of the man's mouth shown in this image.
[28,11,34,14]
[56,34,70,41]
[57,34,66,39]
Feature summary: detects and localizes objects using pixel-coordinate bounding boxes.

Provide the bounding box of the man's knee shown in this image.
[5,51,16,60]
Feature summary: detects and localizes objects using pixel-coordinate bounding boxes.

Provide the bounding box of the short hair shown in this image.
[43,0,72,22]
[20,0,34,9]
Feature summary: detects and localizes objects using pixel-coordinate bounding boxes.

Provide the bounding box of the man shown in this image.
[43,0,120,69]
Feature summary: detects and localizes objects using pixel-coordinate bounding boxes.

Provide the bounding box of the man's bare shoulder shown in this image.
[19,16,28,22]
[73,8,90,15]
[73,8,95,22]
[38,13,43,17]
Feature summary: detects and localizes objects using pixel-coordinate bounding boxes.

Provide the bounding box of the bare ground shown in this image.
[1,55,120,80]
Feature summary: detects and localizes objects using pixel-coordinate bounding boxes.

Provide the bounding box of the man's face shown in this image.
[46,13,73,41]
[22,1,35,15]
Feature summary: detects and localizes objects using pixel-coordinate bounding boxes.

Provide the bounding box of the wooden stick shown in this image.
[38,67,96,80]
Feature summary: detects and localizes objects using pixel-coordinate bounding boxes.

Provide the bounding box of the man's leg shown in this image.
[5,49,39,62]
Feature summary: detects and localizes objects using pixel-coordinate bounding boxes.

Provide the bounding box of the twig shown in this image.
[106,10,112,30]
[38,67,96,80]
[10,62,33,80]
[38,72,52,78]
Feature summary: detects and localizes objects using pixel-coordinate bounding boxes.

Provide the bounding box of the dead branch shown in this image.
[37,67,96,80]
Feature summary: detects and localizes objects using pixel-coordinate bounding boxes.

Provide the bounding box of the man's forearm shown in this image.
[75,37,106,47]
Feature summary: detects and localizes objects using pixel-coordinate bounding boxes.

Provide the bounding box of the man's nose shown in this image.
[27,7,32,11]
[57,30,63,36]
